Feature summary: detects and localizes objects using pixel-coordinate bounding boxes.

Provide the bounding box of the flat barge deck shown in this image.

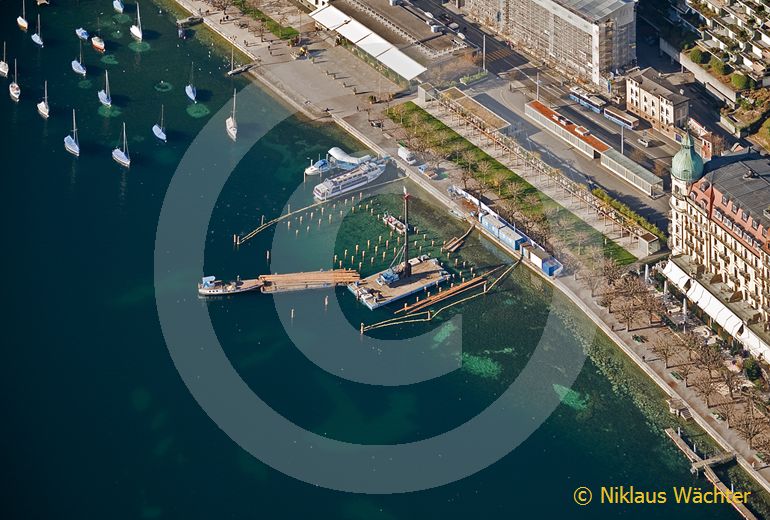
[348,256,450,310]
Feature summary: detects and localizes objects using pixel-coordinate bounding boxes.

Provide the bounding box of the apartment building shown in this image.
[626,67,690,129]
[465,0,637,88]
[665,134,770,356]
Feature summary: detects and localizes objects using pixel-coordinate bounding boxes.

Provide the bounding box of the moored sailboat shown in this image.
[152,104,167,142]
[98,70,111,107]
[64,109,80,157]
[31,14,43,47]
[17,0,28,31]
[185,62,196,102]
[130,2,143,41]
[75,27,89,40]
[71,40,86,76]
[9,60,21,102]
[112,122,131,168]
[0,42,8,78]
[91,17,105,52]
[226,88,237,141]
[113,0,124,14]
[36,80,49,119]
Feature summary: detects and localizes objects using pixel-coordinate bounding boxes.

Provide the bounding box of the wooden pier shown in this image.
[665,428,756,520]
[199,269,359,296]
[442,223,474,253]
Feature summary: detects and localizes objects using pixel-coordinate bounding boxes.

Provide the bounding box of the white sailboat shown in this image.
[112,122,131,168]
[17,0,28,31]
[72,40,86,76]
[152,104,167,142]
[113,0,124,14]
[36,80,49,119]
[185,62,196,102]
[226,88,237,141]
[31,14,43,47]
[130,2,143,41]
[98,70,111,107]
[64,109,80,157]
[91,17,105,53]
[0,42,8,78]
[75,27,89,40]
[9,60,20,102]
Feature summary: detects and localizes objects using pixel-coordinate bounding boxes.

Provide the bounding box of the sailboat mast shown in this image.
[105,70,110,95]
[160,104,164,128]
[230,46,234,71]
[22,0,25,20]
[123,123,128,154]
[232,89,236,118]
[43,80,47,102]
[14,59,17,82]
[72,109,78,143]
[137,3,141,28]
[37,14,40,36]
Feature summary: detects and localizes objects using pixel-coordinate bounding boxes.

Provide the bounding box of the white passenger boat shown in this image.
[130,2,143,40]
[98,69,111,107]
[17,0,28,31]
[152,104,166,142]
[31,14,43,47]
[0,42,8,78]
[36,80,49,119]
[9,60,20,102]
[226,89,237,141]
[64,109,80,157]
[112,122,130,168]
[312,158,387,202]
[304,157,332,176]
[72,41,86,76]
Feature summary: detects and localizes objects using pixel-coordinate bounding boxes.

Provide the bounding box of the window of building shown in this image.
[742,210,750,221]
[722,194,729,205]
[752,220,759,230]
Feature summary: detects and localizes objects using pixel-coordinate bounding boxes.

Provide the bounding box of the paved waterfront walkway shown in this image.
[173,0,770,495]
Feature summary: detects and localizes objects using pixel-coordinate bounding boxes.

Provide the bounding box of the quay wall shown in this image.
[171,0,770,495]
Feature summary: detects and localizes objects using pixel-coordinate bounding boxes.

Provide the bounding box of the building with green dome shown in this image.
[670,132,704,185]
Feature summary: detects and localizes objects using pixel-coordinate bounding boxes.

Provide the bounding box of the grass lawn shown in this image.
[232,0,299,40]
[389,102,636,265]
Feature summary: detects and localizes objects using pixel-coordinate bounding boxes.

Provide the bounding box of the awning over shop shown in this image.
[661,260,690,291]
[740,328,770,360]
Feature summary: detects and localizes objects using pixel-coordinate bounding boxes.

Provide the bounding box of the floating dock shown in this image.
[198,269,359,296]
[348,256,450,310]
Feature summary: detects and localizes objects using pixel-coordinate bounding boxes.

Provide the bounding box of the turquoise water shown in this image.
[0,1,760,518]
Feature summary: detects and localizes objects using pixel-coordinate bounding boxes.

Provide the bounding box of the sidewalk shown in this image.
[174,0,770,496]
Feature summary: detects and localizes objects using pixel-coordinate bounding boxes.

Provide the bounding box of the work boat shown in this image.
[129,2,142,40]
[152,104,166,142]
[31,14,43,47]
[97,69,111,107]
[9,59,20,102]
[112,122,130,168]
[0,42,8,78]
[312,158,387,202]
[225,88,237,141]
[64,109,80,157]
[17,0,28,31]
[36,80,49,119]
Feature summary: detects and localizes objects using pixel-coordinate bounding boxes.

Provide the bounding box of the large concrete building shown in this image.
[626,67,689,129]
[465,0,637,88]
[664,134,770,357]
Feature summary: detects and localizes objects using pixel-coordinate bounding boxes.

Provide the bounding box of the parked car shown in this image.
[637,137,650,148]
[448,22,460,30]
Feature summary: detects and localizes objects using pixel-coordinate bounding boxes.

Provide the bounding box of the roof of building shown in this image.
[672,132,705,183]
[556,0,634,23]
[527,100,610,153]
[602,149,663,187]
[310,5,427,81]
[628,67,688,105]
[702,151,770,230]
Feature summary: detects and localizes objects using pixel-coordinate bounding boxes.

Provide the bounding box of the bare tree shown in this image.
[476,160,492,184]
[721,367,740,400]
[602,258,625,288]
[506,181,524,202]
[694,375,718,407]
[616,298,638,331]
[652,336,676,368]
[715,399,737,428]
[678,361,694,387]
[573,230,589,256]
[735,401,768,449]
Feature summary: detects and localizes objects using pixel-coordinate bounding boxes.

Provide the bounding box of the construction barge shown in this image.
[198,270,360,296]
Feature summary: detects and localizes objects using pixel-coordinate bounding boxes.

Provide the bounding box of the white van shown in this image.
[398,146,418,165]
